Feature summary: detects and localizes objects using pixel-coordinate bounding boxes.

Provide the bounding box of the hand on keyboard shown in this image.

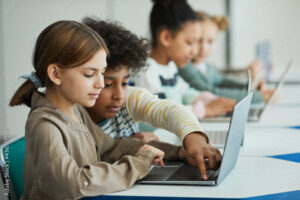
[183,132,222,180]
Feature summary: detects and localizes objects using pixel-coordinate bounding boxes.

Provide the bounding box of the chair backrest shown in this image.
[0,135,25,200]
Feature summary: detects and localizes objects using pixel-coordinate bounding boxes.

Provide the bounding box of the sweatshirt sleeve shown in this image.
[31,121,155,199]
[81,105,182,164]
[178,64,263,103]
[208,65,246,88]
[126,87,206,141]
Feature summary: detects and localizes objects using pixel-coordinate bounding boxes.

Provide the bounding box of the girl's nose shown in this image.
[95,74,104,89]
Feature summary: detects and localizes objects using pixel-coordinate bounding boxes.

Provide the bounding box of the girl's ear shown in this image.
[159,29,172,47]
[47,64,62,85]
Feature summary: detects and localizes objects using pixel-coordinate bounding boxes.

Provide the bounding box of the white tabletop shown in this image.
[100,157,300,199]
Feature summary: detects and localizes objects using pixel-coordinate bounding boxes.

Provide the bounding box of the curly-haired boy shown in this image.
[83,17,222,180]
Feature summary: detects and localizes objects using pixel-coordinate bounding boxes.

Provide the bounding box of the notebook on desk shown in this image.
[138,93,253,186]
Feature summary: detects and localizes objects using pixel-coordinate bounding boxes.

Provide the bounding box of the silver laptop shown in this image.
[248,60,292,121]
[138,93,253,186]
[201,61,292,123]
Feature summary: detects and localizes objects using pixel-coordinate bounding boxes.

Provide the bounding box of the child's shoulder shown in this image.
[27,92,87,130]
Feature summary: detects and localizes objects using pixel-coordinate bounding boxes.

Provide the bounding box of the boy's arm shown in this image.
[126,87,207,141]
[96,124,180,161]
[126,87,222,180]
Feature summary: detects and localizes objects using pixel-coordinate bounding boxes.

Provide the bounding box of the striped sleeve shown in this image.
[125,87,204,140]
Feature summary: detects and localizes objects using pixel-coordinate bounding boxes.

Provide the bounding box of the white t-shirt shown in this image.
[133,58,199,105]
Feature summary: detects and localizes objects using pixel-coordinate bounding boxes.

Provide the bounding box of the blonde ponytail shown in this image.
[211,16,229,31]
[196,11,229,31]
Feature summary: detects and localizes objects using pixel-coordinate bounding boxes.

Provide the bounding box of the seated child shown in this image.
[133,0,237,120]
[10,20,221,199]
[83,18,223,142]
[178,11,274,103]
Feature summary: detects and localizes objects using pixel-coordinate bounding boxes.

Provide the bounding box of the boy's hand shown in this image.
[183,132,222,180]
[138,144,165,166]
[130,132,159,143]
[177,146,186,160]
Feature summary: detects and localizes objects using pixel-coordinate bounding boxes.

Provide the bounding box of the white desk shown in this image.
[84,83,300,200]
[273,85,300,105]
[84,157,299,199]
[240,127,300,157]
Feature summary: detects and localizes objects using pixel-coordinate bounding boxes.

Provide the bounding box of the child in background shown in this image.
[133,0,237,120]
[178,11,274,103]
[10,20,192,199]
[84,18,222,180]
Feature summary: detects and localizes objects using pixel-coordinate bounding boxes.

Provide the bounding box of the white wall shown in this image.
[1,0,298,141]
[0,0,6,143]
[231,0,300,68]
[112,0,227,67]
[1,0,109,140]
[0,0,227,141]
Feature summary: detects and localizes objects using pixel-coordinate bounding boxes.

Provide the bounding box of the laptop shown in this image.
[201,60,292,123]
[205,76,251,148]
[138,93,253,186]
[248,60,292,121]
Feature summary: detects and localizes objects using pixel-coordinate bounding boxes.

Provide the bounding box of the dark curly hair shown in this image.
[83,17,149,75]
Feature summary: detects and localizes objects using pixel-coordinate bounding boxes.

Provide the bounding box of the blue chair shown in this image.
[0,135,25,200]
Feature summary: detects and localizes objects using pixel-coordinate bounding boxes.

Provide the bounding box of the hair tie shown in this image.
[20,71,43,88]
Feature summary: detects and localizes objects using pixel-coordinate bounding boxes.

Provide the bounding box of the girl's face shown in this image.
[57,50,107,108]
[194,20,219,63]
[167,21,201,67]
[89,66,130,122]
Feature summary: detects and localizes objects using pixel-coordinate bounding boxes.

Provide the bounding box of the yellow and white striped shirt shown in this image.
[126,87,203,140]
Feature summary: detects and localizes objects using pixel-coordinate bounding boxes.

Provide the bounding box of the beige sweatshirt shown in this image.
[21,92,180,200]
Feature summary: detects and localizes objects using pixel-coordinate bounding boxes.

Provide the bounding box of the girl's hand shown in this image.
[248,59,264,79]
[138,144,165,166]
[205,98,237,117]
[261,89,278,102]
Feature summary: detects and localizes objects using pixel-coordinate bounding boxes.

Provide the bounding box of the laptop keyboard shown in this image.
[249,109,259,116]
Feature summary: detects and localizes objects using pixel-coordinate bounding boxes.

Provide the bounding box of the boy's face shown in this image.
[90,65,130,122]
[166,21,201,67]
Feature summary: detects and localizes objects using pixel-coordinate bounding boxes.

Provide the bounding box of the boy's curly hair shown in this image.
[83,17,149,75]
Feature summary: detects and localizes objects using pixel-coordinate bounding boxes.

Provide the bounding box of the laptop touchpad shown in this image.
[142,165,182,181]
